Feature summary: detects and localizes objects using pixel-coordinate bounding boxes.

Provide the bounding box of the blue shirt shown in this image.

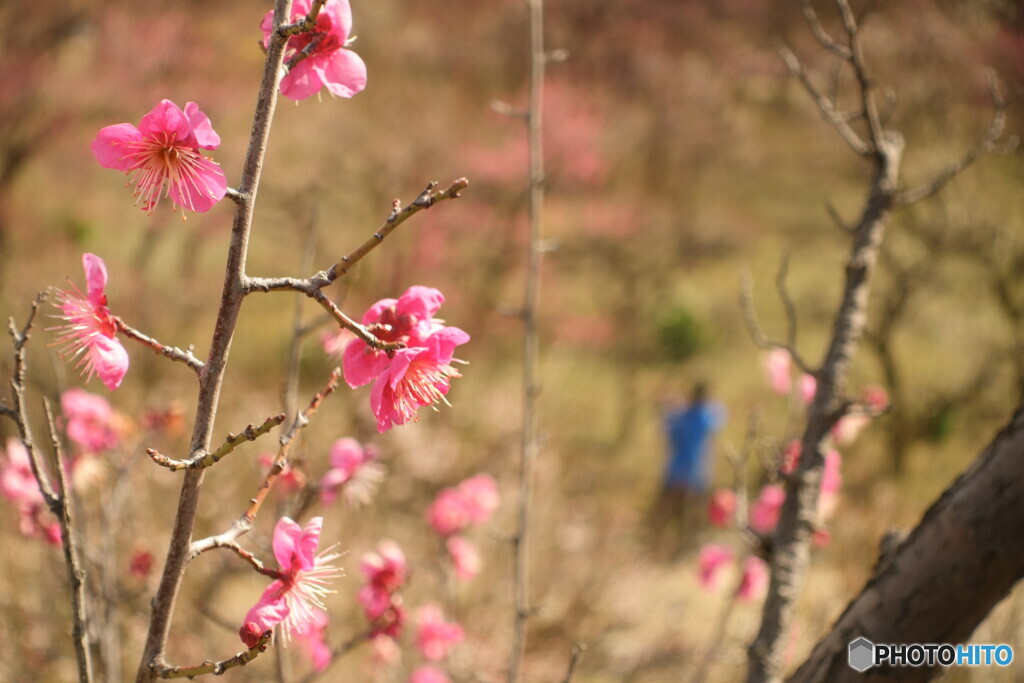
[663,402,725,492]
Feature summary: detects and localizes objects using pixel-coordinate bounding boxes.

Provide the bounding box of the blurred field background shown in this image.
[3,0,1024,680]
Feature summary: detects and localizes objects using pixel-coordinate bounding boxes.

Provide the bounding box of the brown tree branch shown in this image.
[791,408,1024,682]
[150,631,273,679]
[146,414,286,472]
[113,318,205,375]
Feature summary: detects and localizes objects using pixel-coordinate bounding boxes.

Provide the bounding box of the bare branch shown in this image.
[739,269,813,375]
[835,0,885,148]
[799,0,850,59]
[896,72,1016,207]
[150,631,273,679]
[114,318,204,375]
[776,39,870,156]
[146,413,286,471]
[43,398,94,683]
[561,644,586,683]
[276,0,328,37]
[188,538,281,579]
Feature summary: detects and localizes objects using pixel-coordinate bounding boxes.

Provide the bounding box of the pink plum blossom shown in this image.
[357,540,407,623]
[51,253,129,391]
[818,450,843,519]
[343,287,469,432]
[61,388,119,453]
[762,349,792,395]
[129,550,155,580]
[321,327,354,358]
[750,485,785,534]
[260,0,367,101]
[372,633,401,666]
[410,666,452,683]
[698,544,734,589]
[415,603,464,662]
[446,536,481,581]
[738,556,769,602]
[707,488,736,528]
[319,438,384,506]
[780,439,801,475]
[239,517,342,647]
[91,100,226,214]
[296,610,332,673]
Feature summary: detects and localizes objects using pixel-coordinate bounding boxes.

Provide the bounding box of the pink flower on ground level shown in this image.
[91,100,227,214]
[51,253,129,391]
[738,556,769,602]
[762,349,792,395]
[750,485,786,534]
[260,0,367,101]
[697,544,734,589]
[415,603,464,662]
[357,540,407,622]
[410,666,452,683]
[61,388,119,453]
[239,517,342,647]
[319,438,384,506]
[707,488,736,528]
[446,536,481,581]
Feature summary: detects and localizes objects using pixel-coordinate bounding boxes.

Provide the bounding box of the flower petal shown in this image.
[82,253,108,304]
[138,99,192,145]
[316,49,367,99]
[184,102,221,150]
[90,124,142,171]
[165,154,227,214]
[90,335,129,391]
[272,517,303,569]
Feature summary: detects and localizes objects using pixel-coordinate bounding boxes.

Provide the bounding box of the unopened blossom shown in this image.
[61,388,119,453]
[818,450,843,519]
[697,544,734,589]
[260,0,367,101]
[738,556,769,602]
[750,485,785,534]
[91,99,226,214]
[320,438,384,506]
[780,440,801,475]
[707,488,736,528]
[129,549,155,580]
[357,540,407,622]
[446,536,481,581]
[239,517,342,647]
[762,349,792,395]
[410,666,452,683]
[415,603,464,662]
[51,253,129,391]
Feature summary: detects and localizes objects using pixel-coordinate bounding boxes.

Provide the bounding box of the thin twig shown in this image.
[44,399,95,683]
[114,318,204,375]
[738,270,813,375]
[146,414,286,471]
[150,631,273,679]
[561,644,586,683]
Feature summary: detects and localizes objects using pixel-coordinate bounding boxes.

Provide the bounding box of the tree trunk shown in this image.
[791,407,1024,682]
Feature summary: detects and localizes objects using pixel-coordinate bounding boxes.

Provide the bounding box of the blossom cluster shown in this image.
[426,473,499,580]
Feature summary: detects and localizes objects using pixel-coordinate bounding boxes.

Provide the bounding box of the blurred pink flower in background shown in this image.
[738,556,769,601]
[239,516,341,647]
[260,0,367,101]
[415,603,464,662]
[321,327,354,358]
[446,535,481,581]
[818,450,843,519]
[409,666,451,683]
[129,549,155,580]
[0,437,39,506]
[258,453,307,493]
[319,438,383,506]
[296,610,332,673]
[372,633,401,666]
[91,100,226,214]
[833,385,888,444]
[61,388,119,453]
[456,473,499,524]
[426,473,499,537]
[697,543,734,589]
[51,254,129,391]
[799,374,817,405]
[707,488,736,527]
[358,540,407,623]
[750,485,785,534]
[780,439,801,475]
[762,349,792,395]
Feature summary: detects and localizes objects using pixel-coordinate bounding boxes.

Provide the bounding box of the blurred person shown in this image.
[652,382,726,558]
